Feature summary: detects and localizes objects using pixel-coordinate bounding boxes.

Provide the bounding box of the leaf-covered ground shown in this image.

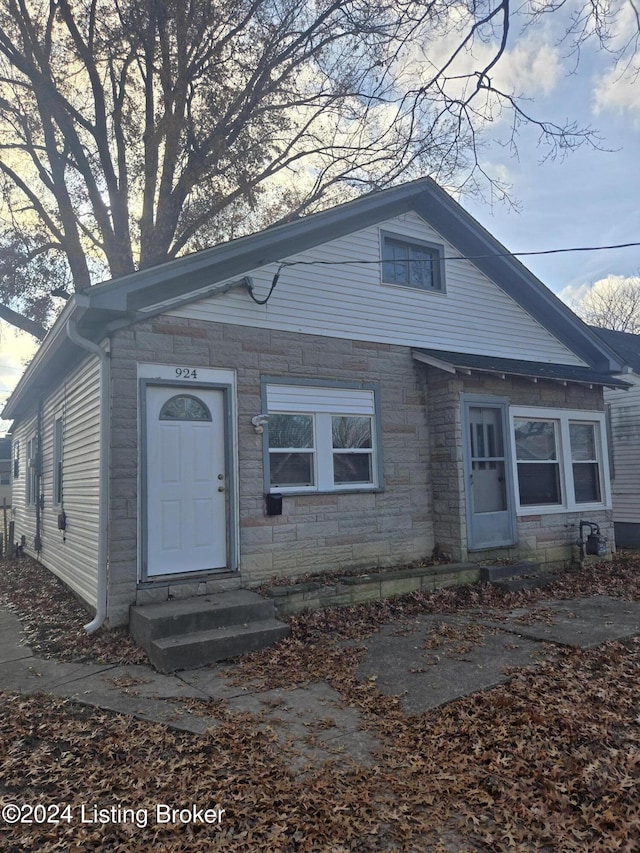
[1,554,640,851]
[0,556,147,665]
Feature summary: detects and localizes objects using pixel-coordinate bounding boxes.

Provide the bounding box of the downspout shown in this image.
[66,318,110,633]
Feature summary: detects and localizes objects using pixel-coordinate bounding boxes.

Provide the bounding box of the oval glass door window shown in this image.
[159,394,212,421]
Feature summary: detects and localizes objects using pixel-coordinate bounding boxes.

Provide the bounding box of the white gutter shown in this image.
[66,317,110,633]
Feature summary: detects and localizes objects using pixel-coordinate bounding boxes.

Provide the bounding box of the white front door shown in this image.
[145,385,228,576]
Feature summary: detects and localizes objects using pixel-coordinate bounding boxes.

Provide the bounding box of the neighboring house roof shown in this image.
[590,327,640,374]
[2,177,627,420]
[412,348,630,388]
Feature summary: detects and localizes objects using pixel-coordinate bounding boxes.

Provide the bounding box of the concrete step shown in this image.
[147,619,291,673]
[130,590,290,672]
[479,561,560,593]
[492,574,560,593]
[130,590,275,648]
[479,561,540,583]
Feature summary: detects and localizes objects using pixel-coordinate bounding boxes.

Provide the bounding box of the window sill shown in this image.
[516,502,611,516]
[381,280,446,295]
[269,486,383,497]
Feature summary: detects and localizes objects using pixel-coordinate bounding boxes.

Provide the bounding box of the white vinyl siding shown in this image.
[169,212,586,367]
[604,376,640,523]
[53,417,63,506]
[11,354,101,608]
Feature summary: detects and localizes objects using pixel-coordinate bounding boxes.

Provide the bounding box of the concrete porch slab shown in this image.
[357,615,547,715]
[480,595,640,648]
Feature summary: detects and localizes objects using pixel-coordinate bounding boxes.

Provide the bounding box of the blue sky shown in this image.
[466,102,640,303]
[464,5,640,303]
[1,6,638,431]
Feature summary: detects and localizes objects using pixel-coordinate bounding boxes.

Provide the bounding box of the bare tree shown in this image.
[0,0,636,338]
[570,275,640,334]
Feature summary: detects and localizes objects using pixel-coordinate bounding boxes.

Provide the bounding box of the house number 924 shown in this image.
[175,368,198,379]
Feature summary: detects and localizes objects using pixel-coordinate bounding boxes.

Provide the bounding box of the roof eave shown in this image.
[1,295,126,421]
[412,348,630,389]
[89,179,431,314]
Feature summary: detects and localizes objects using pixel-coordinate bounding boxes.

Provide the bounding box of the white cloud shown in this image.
[557,280,593,307]
[591,1,640,121]
[558,274,640,330]
[493,41,561,97]
[393,13,563,136]
[593,67,640,122]
[559,274,639,305]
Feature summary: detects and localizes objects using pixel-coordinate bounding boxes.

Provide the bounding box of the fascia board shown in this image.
[88,181,430,314]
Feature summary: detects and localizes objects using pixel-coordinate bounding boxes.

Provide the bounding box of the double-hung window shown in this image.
[268,414,316,488]
[569,421,602,504]
[26,435,39,507]
[264,382,380,493]
[381,231,445,292]
[513,418,562,506]
[511,407,609,512]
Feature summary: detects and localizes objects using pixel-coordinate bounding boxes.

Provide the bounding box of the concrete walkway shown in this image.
[2,595,640,767]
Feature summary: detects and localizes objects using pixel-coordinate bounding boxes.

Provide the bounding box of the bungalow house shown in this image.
[591,327,640,548]
[3,178,629,632]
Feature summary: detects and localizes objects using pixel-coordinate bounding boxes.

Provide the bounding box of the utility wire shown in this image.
[277,241,640,269]
[249,240,640,305]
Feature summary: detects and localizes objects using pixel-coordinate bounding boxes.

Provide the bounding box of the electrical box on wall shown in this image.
[265,493,283,516]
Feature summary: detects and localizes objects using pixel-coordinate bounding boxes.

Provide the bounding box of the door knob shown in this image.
[218,485,225,492]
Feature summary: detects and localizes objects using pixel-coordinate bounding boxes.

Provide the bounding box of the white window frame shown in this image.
[26,434,39,507]
[509,406,611,514]
[264,382,381,494]
[380,230,446,293]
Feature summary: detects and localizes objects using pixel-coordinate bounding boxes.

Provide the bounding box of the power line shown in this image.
[278,241,640,270]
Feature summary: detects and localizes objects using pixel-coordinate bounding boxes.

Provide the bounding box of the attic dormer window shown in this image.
[381,231,445,292]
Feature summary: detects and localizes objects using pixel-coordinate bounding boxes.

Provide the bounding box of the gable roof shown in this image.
[3,177,627,420]
[590,327,640,373]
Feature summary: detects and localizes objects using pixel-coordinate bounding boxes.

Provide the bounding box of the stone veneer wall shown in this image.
[106,317,434,625]
[423,367,614,568]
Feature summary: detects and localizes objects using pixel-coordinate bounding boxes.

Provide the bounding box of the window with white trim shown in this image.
[381,231,445,292]
[26,435,39,507]
[511,408,609,512]
[514,418,561,506]
[265,383,379,493]
[569,421,602,504]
